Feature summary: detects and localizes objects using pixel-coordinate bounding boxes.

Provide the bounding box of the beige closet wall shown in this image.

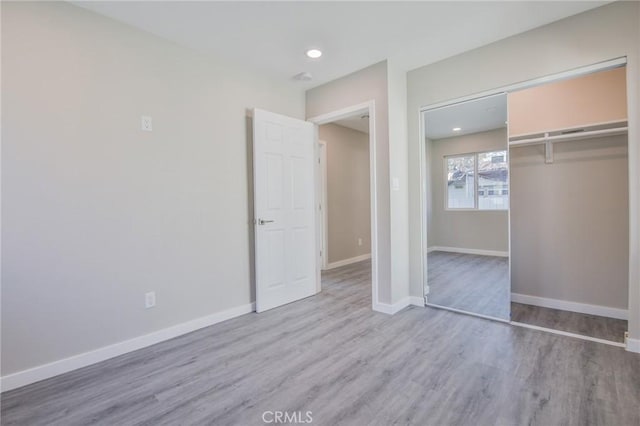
[319,124,371,264]
[429,128,509,252]
[509,67,628,136]
[510,136,628,309]
[509,68,629,309]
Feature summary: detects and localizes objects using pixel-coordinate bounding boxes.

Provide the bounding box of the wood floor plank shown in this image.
[511,302,628,343]
[2,260,639,426]
[427,251,510,320]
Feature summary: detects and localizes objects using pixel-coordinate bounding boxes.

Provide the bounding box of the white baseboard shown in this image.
[428,246,508,257]
[326,253,371,270]
[0,302,256,392]
[409,296,425,307]
[372,303,394,315]
[511,293,628,320]
[373,296,424,315]
[626,337,640,353]
[373,298,408,315]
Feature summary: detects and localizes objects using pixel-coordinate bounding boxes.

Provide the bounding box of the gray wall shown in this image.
[319,124,371,264]
[306,62,392,304]
[406,1,640,337]
[1,2,305,375]
[429,128,508,252]
[510,136,629,309]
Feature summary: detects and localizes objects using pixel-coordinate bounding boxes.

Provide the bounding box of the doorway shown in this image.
[422,94,511,321]
[308,102,379,308]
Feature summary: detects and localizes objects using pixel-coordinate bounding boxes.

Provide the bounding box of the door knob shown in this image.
[258,219,274,225]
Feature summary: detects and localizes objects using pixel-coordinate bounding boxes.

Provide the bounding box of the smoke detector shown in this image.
[293,72,313,81]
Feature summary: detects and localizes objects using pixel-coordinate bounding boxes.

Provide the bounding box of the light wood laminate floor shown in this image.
[427,251,510,320]
[2,260,639,425]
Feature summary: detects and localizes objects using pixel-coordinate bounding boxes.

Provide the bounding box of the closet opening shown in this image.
[508,65,629,344]
[419,58,630,346]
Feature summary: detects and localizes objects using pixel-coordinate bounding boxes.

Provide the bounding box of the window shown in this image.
[446,155,475,208]
[446,150,508,210]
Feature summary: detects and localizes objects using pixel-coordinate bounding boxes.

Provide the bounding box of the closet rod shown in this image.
[509,126,628,147]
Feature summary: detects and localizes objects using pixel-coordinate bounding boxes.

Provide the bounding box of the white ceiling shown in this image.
[73,1,608,90]
[425,93,507,140]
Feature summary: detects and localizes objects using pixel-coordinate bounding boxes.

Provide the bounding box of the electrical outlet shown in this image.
[141,116,152,131]
[358,238,363,246]
[145,291,156,309]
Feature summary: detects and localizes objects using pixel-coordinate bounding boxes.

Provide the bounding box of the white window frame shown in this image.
[444,149,508,212]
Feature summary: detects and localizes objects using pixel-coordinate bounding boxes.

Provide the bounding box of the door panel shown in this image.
[253,109,317,312]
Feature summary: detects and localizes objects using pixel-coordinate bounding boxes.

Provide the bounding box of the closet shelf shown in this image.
[509,126,628,147]
[509,119,628,147]
[508,120,628,164]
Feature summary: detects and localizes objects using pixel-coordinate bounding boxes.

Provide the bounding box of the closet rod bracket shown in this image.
[545,135,553,164]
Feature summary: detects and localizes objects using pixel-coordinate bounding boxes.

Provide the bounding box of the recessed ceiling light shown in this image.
[453,127,462,132]
[306,49,322,59]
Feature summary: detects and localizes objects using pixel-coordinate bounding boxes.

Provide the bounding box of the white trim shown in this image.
[308,100,379,309]
[507,100,513,304]
[419,57,627,113]
[409,296,425,307]
[511,293,628,320]
[0,303,256,392]
[308,102,370,124]
[372,303,395,315]
[313,126,322,293]
[626,337,640,353]
[318,140,328,271]
[428,246,508,257]
[625,52,639,350]
[326,254,371,270]
[418,106,429,300]
[373,297,411,315]
[511,321,626,348]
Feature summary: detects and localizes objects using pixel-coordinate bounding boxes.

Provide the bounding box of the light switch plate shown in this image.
[145,291,156,309]
[141,116,152,131]
[392,177,400,191]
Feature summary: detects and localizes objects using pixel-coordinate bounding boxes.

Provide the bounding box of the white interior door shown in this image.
[253,109,317,312]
